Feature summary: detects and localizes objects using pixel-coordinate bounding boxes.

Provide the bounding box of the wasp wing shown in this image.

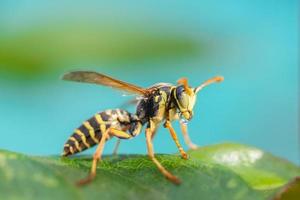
[62,71,149,95]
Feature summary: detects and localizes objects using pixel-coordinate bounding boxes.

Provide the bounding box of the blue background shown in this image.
[0,1,298,164]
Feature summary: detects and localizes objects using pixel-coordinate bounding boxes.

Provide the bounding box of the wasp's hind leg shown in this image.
[77,128,132,186]
[113,99,139,156]
[146,120,181,185]
[113,113,142,156]
[179,121,198,150]
[113,138,121,156]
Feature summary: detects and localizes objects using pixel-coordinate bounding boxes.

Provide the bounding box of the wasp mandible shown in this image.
[61,71,224,185]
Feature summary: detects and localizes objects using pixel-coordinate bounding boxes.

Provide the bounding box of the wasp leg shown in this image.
[179,121,198,150]
[164,120,188,160]
[146,120,181,185]
[150,128,158,140]
[113,138,121,156]
[77,128,132,186]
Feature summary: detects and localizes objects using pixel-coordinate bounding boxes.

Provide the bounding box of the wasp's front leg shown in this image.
[179,122,198,150]
[164,120,188,160]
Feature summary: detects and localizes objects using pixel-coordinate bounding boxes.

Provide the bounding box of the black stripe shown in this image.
[95,130,102,141]
[100,112,110,121]
[88,117,100,131]
[78,124,90,137]
[65,140,78,154]
[67,139,75,147]
[73,146,79,153]
[72,130,90,149]
[73,132,82,142]
[63,147,71,156]
[79,142,87,150]
[86,136,97,146]
[105,124,111,130]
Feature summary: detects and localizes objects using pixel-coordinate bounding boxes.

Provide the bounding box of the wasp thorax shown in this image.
[174,85,197,121]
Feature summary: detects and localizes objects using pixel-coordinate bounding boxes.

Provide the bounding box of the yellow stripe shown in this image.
[110,128,131,139]
[64,143,70,147]
[83,121,99,143]
[69,146,74,154]
[95,114,107,136]
[69,136,82,152]
[75,129,90,148]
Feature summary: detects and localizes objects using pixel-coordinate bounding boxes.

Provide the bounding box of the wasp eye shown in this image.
[176,85,185,98]
[176,85,189,108]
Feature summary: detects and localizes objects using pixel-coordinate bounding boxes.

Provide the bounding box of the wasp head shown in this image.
[175,78,196,121]
[175,76,224,121]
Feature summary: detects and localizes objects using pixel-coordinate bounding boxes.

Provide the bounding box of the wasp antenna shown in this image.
[177,78,193,96]
[194,76,224,93]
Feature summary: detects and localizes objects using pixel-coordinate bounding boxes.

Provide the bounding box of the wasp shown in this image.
[62,71,224,185]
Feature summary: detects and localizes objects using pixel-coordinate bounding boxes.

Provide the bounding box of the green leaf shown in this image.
[1,143,299,200]
[189,143,300,190]
[0,150,80,200]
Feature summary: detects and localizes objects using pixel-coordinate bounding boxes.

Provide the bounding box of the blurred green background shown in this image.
[0,1,298,164]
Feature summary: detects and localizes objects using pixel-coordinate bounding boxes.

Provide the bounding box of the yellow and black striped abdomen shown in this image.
[62,113,107,156]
